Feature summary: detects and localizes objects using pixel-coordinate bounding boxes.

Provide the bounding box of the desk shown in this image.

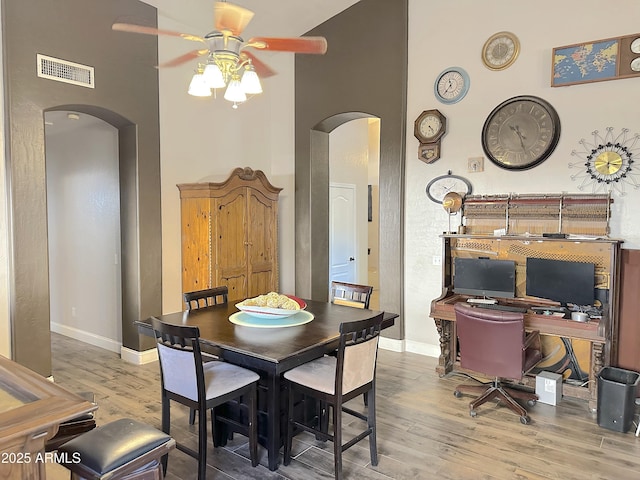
[431,294,606,409]
[430,234,623,411]
[0,355,97,480]
[136,300,397,471]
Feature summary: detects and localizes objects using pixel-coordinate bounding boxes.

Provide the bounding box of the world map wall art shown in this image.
[551,32,640,87]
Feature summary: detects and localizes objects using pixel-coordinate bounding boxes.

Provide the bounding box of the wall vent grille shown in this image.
[37,54,95,88]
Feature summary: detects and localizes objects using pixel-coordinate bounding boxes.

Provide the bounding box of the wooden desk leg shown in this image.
[266,372,280,471]
[589,342,605,412]
[435,318,454,376]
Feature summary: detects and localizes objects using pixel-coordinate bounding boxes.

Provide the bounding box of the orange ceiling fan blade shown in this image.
[157,49,210,68]
[112,23,206,44]
[214,2,254,36]
[245,36,328,54]
[240,51,277,78]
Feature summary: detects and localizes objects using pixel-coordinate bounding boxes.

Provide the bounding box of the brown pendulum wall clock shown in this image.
[414,109,447,164]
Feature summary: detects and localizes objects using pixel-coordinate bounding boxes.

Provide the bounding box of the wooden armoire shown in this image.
[178,167,282,302]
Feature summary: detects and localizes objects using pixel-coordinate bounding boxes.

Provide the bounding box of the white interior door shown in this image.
[329,183,357,285]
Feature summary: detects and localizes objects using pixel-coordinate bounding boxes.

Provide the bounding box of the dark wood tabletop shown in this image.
[136,299,397,373]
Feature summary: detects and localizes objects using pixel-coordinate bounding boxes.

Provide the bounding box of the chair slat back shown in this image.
[330,281,373,309]
[151,317,206,402]
[336,313,383,395]
[183,286,229,311]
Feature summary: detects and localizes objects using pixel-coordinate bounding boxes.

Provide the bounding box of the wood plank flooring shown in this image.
[47,333,640,480]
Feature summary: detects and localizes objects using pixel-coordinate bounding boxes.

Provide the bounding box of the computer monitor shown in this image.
[453,257,516,299]
[525,257,595,306]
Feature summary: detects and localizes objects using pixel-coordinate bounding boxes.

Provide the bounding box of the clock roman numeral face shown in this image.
[482,96,561,170]
[437,72,464,100]
[434,67,470,104]
[482,32,520,70]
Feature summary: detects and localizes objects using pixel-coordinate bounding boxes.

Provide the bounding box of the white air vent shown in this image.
[37,54,95,88]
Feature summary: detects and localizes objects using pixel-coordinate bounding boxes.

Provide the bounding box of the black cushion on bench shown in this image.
[58,418,172,475]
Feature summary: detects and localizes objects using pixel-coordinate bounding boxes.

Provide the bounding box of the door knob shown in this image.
[349,257,355,261]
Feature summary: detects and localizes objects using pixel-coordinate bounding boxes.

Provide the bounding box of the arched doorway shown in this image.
[45,111,123,351]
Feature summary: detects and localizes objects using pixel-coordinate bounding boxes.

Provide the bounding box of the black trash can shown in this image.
[597,366,640,433]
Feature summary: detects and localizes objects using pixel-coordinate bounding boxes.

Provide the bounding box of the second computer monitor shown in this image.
[526,257,595,306]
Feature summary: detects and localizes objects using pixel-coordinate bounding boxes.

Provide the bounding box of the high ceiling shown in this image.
[141,0,360,39]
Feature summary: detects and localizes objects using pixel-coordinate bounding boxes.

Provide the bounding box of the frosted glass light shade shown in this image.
[202,63,225,89]
[224,78,247,103]
[187,73,212,97]
[241,69,262,94]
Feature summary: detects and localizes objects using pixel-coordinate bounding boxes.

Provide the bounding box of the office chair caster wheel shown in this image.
[454,390,462,398]
[527,399,536,407]
[469,409,477,418]
[520,415,530,425]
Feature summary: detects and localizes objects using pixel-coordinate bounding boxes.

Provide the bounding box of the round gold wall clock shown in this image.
[569,127,640,195]
[482,31,520,70]
[481,95,561,170]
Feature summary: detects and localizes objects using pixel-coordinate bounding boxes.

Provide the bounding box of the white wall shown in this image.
[45,113,122,352]
[405,0,640,354]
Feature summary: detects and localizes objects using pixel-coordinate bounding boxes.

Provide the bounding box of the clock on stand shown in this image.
[414,109,447,164]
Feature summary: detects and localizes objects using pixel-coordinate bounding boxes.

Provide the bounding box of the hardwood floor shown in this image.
[48,333,640,479]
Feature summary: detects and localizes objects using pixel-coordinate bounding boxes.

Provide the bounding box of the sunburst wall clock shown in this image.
[569,127,640,195]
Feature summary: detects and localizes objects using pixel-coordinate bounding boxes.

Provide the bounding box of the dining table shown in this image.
[136,298,397,471]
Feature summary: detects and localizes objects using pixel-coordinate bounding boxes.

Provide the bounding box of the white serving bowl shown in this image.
[235,295,307,319]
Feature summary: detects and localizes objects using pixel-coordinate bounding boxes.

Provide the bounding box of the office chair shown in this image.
[453,303,543,424]
[183,285,229,310]
[283,313,383,480]
[183,285,229,425]
[330,281,373,309]
[151,318,259,479]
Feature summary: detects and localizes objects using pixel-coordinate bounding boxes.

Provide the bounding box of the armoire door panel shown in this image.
[180,198,212,292]
[220,272,248,302]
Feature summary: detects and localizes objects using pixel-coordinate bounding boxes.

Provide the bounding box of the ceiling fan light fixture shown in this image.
[202,62,225,89]
[224,76,247,103]
[240,65,262,94]
[188,71,212,97]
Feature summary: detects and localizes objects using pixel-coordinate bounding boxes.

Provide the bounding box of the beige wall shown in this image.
[404,0,640,354]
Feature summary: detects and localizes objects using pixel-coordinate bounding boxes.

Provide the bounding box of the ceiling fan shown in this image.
[113,1,328,107]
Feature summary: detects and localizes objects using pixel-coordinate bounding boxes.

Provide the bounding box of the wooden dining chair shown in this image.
[330,281,375,406]
[151,318,260,479]
[330,281,373,309]
[183,285,229,425]
[183,285,229,310]
[283,313,384,480]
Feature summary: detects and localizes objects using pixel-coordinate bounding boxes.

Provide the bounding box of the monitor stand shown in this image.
[466,298,497,305]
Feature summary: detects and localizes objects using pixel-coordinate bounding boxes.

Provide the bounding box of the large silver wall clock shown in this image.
[481,95,561,170]
[569,127,640,195]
